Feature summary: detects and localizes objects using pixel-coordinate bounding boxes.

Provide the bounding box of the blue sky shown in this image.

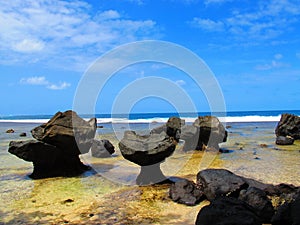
[0,0,300,115]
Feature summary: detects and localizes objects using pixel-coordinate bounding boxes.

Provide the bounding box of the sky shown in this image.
[0,0,300,116]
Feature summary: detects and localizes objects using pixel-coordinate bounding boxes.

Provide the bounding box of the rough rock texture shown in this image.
[169,179,205,206]
[271,193,300,225]
[197,169,248,200]
[180,125,200,151]
[275,113,300,140]
[119,130,176,166]
[31,110,97,155]
[276,135,294,145]
[8,140,89,179]
[193,116,227,149]
[8,110,96,179]
[91,139,115,158]
[6,129,14,133]
[150,117,183,142]
[195,197,262,225]
[239,187,274,223]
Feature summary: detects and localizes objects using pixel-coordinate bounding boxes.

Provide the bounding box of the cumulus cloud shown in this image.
[20,76,71,90]
[0,0,158,70]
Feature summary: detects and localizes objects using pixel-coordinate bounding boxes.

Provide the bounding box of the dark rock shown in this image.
[169,179,205,206]
[271,194,300,225]
[91,139,115,158]
[195,197,262,225]
[276,136,294,145]
[19,132,27,137]
[150,117,183,142]
[31,110,97,155]
[119,130,177,185]
[193,116,227,150]
[8,140,90,179]
[239,187,274,223]
[180,125,200,151]
[197,169,248,200]
[119,130,176,166]
[275,113,300,139]
[6,129,15,133]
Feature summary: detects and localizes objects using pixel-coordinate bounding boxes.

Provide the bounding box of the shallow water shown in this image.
[0,121,300,224]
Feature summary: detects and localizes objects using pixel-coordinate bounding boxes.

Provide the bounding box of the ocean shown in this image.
[0,110,300,224]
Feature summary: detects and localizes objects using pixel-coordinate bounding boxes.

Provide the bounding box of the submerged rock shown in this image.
[91,139,115,158]
[193,116,227,150]
[275,113,300,140]
[276,135,294,145]
[197,169,248,200]
[169,179,205,206]
[195,197,262,225]
[31,110,97,155]
[8,140,89,179]
[8,110,96,179]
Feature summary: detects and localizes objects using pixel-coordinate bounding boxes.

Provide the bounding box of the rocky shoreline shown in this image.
[3,111,300,224]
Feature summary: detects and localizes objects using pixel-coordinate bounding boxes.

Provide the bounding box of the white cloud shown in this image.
[13,39,45,53]
[0,0,159,71]
[204,0,233,5]
[255,60,289,70]
[175,80,186,86]
[20,76,70,90]
[20,76,49,85]
[190,0,300,43]
[190,18,224,31]
[47,82,71,90]
[274,53,283,60]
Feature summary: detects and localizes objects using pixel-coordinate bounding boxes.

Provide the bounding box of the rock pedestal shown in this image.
[8,110,96,179]
[119,118,179,185]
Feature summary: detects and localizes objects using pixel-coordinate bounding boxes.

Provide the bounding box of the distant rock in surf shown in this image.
[8,110,96,179]
[19,132,27,137]
[6,129,15,133]
[91,139,115,158]
[275,114,300,145]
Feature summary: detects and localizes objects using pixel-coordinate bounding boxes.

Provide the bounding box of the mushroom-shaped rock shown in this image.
[193,116,227,150]
[31,110,97,155]
[119,130,176,185]
[8,140,89,179]
[180,125,200,151]
[150,117,183,141]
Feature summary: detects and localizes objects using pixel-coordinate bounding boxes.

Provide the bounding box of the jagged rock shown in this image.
[8,140,89,179]
[197,169,248,200]
[275,113,300,140]
[91,139,115,158]
[193,116,227,150]
[169,179,205,206]
[150,117,183,141]
[31,110,97,155]
[195,197,262,225]
[276,136,294,145]
[119,130,177,185]
[239,187,274,223]
[271,193,300,225]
